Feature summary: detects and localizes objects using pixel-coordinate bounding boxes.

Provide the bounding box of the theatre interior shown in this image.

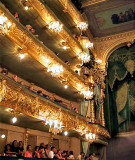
[0,0,134,160]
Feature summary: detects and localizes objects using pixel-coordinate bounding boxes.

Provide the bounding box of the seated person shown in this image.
[26,25,32,31]
[48,146,56,159]
[17,141,24,157]
[12,75,18,82]
[33,146,40,158]
[38,146,45,158]
[37,90,43,96]
[74,108,78,113]
[14,12,19,22]
[68,151,75,159]
[1,68,8,75]
[44,144,50,158]
[4,144,16,156]
[24,145,32,158]
[11,140,18,153]
[54,149,63,159]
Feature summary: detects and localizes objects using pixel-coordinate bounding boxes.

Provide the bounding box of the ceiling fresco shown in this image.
[83,0,135,37]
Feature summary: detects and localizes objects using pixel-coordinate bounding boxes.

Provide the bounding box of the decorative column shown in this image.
[101,89,105,127]
[90,99,95,123]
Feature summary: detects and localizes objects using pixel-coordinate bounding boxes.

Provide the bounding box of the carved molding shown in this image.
[82,0,107,8]
[0,4,90,93]
[0,75,110,139]
[94,30,135,66]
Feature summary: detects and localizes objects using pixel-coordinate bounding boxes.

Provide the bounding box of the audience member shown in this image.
[1,68,8,75]
[55,149,63,159]
[33,146,40,158]
[4,144,16,156]
[77,151,85,160]
[14,12,19,22]
[11,140,18,153]
[17,141,24,157]
[12,75,18,82]
[38,146,46,158]
[24,145,32,158]
[44,144,50,158]
[48,146,55,159]
[68,151,75,159]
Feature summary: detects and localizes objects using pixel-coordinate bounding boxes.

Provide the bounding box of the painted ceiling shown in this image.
[82,0,135,37]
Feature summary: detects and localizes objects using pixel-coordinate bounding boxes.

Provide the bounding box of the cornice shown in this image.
[94,30,135,63]
[82,0,107,8]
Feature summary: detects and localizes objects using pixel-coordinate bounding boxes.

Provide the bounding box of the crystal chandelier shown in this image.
[45,118,63,135]
[86,133,96,141]
[49,21,63,32]
[47,64,63,77]
[77,22,88,31]
[81,88,93,99]
[0,14,11,34]
[86,42,93,49]
[78,52,90,63]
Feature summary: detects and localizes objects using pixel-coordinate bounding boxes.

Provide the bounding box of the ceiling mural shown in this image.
[83,0,135,37]
[95,3,135,30]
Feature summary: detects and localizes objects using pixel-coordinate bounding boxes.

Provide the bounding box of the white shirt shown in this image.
[48,151,54,159]
[77,155,81,160]
[68,155,75,159]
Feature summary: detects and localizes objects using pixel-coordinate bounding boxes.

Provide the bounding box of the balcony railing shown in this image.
[0,73,110,140]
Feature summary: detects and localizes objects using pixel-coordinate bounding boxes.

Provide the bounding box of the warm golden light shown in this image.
[47,64,63,77]
[0,14,11,34]
[49,21,63,32]
[78,52,90,63]
[77,22,88,31]
[86,42,93,48]
[81,88,93,99]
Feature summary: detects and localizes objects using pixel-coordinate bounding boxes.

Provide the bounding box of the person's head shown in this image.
[14,12,19,17]
[69,151,73,155]
[13,75,18,82]
[40,143,45,148]
[1,68,8,75]
[39,146,44,153]
[12,140,18,147]
[57,149,62,154]
[37,90,42,95]
[27,145,32,151]
[45,144,49,150]
[20,81,24,85]
[66,150,69,156]
[80,152,85,157]
[51,146,55,152]
[35,146,39,152]
[89,153,93,158]
[62,150,66,156]
[5,144,11,151]
[19,141,23,147]
[93,153,95,156]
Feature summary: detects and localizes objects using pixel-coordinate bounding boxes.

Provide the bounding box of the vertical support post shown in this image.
[101,89,105,127]
[90,99,95,123]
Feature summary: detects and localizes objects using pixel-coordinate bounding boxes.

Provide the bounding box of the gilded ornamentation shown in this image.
[0,74,110,139]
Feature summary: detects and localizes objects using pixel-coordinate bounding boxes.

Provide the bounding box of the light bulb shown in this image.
[1,134,5,139]
[64,131,68,136]
[64,85,68,89]
[19,54,25,59]
[63,46,67,50]
[25,6,28,10]
[12,117,17,123]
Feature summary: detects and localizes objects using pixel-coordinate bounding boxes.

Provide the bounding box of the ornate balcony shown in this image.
[0,73,110,142]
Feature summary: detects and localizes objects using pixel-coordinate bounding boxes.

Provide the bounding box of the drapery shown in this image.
[104,44,135,135]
